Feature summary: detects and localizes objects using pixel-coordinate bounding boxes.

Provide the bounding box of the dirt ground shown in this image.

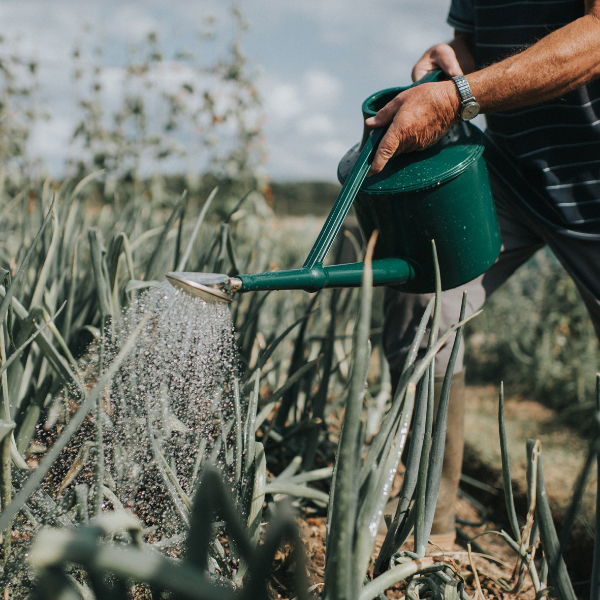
[270,385,595,599]
[462,384,595,597]
[290,499,541,600]
[294,509,536,600]
[463,384,595,521]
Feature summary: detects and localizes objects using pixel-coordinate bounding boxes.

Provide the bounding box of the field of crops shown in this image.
[0,178,596,600]
[1,13,599,599]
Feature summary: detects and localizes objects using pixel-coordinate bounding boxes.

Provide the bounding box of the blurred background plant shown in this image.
[465,251,599,431]
[0,6,264,202]
[0,34,50,191]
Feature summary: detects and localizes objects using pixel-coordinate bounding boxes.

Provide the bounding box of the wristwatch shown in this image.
[451,75,480,121]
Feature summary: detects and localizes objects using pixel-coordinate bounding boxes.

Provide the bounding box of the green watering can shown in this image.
[167,72,501,303]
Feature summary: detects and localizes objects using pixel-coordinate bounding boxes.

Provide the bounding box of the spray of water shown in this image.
[103,282,239,537]
[2,282,240,596]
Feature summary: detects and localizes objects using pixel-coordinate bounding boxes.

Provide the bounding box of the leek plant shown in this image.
[24,231,474,600]
[0,180,350,595]
[0,178,597,599]
[29,467,309,600]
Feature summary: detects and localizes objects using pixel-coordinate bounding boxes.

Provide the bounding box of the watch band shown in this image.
[451,75,480,120]
[452,75,475,103]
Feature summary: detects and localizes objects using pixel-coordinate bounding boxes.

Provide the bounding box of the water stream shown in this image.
[103,282,239,537]
[3,282,241,596]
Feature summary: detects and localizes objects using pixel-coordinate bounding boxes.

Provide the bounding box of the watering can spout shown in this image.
[167,258,415,303]
[238,258,415,293]
[165,272,242,303]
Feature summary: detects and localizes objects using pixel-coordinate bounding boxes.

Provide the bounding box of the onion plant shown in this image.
[0,178,597,600]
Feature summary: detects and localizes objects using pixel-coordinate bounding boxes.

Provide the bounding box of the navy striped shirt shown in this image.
[448,0,600,239]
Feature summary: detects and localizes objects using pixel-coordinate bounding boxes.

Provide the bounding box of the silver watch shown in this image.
[451,75,480,120]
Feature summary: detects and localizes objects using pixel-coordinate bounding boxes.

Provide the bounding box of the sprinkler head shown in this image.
[165,272,242,304]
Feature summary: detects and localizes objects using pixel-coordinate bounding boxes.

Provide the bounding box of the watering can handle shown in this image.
[413,69,443,85]
[302,71,443,269]
[302,127,385,269]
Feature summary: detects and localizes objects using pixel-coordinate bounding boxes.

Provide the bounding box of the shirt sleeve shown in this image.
[447,0,475,33]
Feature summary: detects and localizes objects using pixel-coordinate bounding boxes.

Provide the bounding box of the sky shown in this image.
[0,0,452,182]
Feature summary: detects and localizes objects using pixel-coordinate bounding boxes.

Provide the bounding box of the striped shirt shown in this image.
[448,0,600,239]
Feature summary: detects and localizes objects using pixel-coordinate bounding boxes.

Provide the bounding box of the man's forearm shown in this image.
[467,13,600,113]
[367,6,600,173]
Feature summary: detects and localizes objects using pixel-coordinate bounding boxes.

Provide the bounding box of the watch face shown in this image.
[461,101,480,120]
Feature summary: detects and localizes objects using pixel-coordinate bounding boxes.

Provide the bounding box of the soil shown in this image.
[269,385,595,600]
[276,502,537,600]
[269,502,538,600]
[462,384,596,597]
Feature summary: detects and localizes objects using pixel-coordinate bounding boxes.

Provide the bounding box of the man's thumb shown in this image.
[411,64,433,82]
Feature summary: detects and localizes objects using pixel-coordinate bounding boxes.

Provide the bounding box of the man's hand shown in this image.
[365,39,471,174]
[412,43,464,82]
[365,0,600,175]
[365,81,459,174]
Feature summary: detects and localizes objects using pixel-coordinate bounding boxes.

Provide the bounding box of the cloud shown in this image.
[28,115,74,172]
[264,69,341,122]
[304,70,342,106]
[0,0,450,180]
[260,67,348,178]
[265,83,304,121]
[106,6,162,42]
[262,69,343,139]
[298,114,335,136]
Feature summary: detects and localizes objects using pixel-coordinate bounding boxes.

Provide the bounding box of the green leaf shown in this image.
[0,421,15,443]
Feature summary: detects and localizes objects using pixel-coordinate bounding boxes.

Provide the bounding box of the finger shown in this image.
[369,128,401,174]
[365,96,401,128]
[431,45,463,77]
[412,58,436,82]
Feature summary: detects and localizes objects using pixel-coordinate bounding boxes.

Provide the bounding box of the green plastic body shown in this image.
[234,71,500,295]
[347,148,499,291]
[337,75,501,293]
